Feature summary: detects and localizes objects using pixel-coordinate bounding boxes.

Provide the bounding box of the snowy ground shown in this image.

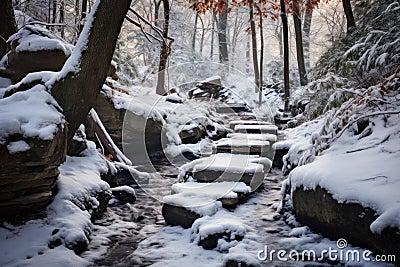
[93,169,393,267]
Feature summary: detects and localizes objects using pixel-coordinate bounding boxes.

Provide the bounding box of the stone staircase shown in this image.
[161,115,278,255]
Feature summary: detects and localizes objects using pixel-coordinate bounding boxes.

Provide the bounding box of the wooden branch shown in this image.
[88,109,132,165]
[128,7,174,44]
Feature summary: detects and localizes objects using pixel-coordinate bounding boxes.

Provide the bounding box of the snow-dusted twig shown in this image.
[124,15,155,43]
[128,7,174,43]
[330,110,400,143]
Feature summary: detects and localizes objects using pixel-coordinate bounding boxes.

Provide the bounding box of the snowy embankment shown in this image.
[0,143,112,267]
[275,69,400,258]
[274,0,400,248]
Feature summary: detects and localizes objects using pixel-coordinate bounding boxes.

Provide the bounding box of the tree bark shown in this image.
[0,0,17,58]
[52,0,57,25]
[217,3,229,63]
[79,0,87,33]
[192,12,199,54]
[280,0,290,111]
[52,0,132,142]
[245,34,250,74]
[292,0,308,86]
[303,9,312,69]
[59,0,65,38]
[342,0,355,32]
[156,0,171,95]
[210,12,216,60]
[258,6,264,105]
[199,15,205,56]
[249,2,259,93]
[154,0,161,27]
[230,9,239,69]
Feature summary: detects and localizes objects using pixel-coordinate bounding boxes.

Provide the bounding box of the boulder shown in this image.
[2,26,72,83]
[0,126,67,221]
[293,185,400,263]
[111,186,136,204]
[198,232,244,250]
[162,203,200,229]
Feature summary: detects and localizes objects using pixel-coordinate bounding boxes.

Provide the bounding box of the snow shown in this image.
[214,137,270,148]
[0,84,65,143]
[229,120,272,127]
[7,140,30,154]
[227,132,277,142]
[289,134,400,234]
[287,75,400,234]
[163,194,222,217]
[8,25,73,56]
[200,75,221,84]
[111,185,136,196]
[178,153,269,177]
[171,181,251,198]
[191,210,247,251]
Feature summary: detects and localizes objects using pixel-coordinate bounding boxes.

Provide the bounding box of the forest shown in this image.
[0,0,399,266]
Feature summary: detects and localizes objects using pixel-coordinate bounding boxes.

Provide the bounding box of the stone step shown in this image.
[228,120,272,130]
[227,132,277,143]
[212,137,274,159]
[162,181,251,228]
[179,153,272,192]
[234,124,278,135]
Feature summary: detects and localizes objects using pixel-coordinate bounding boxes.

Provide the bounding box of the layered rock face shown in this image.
[292,186,400,262]
[0,126,67,220]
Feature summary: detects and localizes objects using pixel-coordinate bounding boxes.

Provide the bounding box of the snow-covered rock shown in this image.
[1,25,73,83]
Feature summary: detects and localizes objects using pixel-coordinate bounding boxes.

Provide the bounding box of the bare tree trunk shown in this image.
[192,12,198,54]
[342,0,355,32]
[199,15,205,56]
[230,9,239,69]
[52,0,132,142]
[154,0,161,27]
[52,0,57,25]
[249,2,259,93]
[246,33,250,74]
[0,0,17,58]
[59,0,65,38]
[79,0,87,33]
[210,12,215,60]
[217,3,229,63]
[280,0,290,111]
[292,0,308,86]
[258,6,264,105]
[156,0,171,95]
[303,9,312,69]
